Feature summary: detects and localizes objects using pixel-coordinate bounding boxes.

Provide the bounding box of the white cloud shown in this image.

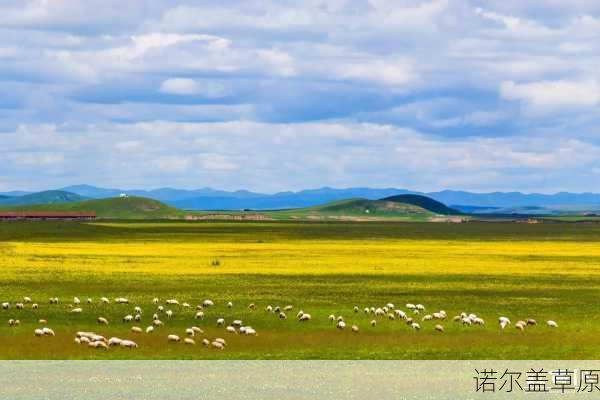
[500,80,600,114]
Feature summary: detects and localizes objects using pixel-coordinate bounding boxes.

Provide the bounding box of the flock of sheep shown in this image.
[2,297,559,352]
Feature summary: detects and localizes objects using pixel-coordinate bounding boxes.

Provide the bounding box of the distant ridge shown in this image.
[0,190,86,206]
[381,194,459,215]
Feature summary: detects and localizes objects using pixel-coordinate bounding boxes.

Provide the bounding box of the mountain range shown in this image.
[2,185,600,211]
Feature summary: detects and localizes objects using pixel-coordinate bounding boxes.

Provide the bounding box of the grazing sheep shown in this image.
[74,338,81,344]
[214,338,227,346]
[2,302,9,310]
[120,340,138,349]
[32,303,38,310]
[232,320,243,327]
[185,328,195,336]
[182,302,190,307]
[527,319,537,326]
[211,341,224,350]
[42,327,55,336]
[405,317,414,325]
[351,325,359,333]
[461,317,472,326]
[153,319,163,327]
[145,326,154,334]
[100,297,110,304]
[353,306,359,313]
[336,320,346,330]
[499,317,511,325]
[266,305,273,312]
[226,326,237,334]
[131,326,143,333]
[547,320,558,328]
[411,323,421,331]
[328,314,336,321]
[374,308,385,316]
[71,308,82,313]
[274,306,281,313]
[157,306,164,312]
[134,306,142,314]
[279,312,287,320]
[243,327,257,336]
[216,318,225,326]
[386,303,395,309]
[452,315,461,322]
[422,314,433,321]
[227,302,233,308]
[284,305,293,311]
[337,316,344,322]
[191,326,203,334]
[97,317,109,325]
[473,318,485,326]
[86,298,92,304]
[8,319,17,327]
[165,310,173,319]
[382,306,389,313]
[134,314,141,322]
[435,324,444,333]
[108,337,122,346]
[416,304,425,311]
[123,315,133,323]
[90,341,108,350]
[79,336,90,344]
[167,334,181,342]
[34,328,44,337]
[406,303,416,310]
[152,297,159,304]
[248,303,256,310]
[394,310,407,319]
[203,299,214,307]
[166,299,179,305]
[152,313,159,321]
[115,297,129,304]
[388,313,395,320]
[515,322,525,331]
[195,311,204,320]
[184,338,195,345]
[15,303,24,310]
[38,319,47,324]
[23,296,31,303]
[202,339,210,347]
[73,297,80,305]
[363,307,370,314]
[370,320,377,327]
[433,312,446,320]
[299,313,311,322]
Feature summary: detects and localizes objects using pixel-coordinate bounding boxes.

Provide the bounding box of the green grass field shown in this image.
[1,220,599,359]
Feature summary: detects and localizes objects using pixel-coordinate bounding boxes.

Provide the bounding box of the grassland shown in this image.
[1,220,600,359]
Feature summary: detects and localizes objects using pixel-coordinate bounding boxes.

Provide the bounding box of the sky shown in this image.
[1,0,600,193]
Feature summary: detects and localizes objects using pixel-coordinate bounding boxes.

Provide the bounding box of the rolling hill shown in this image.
[0,190,87,206]
[0,196,185,219]
[381,194,459,215]
[267,198,436,221]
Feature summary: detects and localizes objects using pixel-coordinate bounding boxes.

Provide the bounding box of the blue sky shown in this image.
[2,0,600,193]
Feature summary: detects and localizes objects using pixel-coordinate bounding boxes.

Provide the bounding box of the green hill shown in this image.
[0,190,87,206]
[380,194,459,215]
[0,196,185,219]
[267,198,434,220]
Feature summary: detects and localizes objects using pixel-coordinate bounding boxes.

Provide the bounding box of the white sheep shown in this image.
[336,320,346,330]
[120,340,138,349]
[157,305,164,312]
[71,308,82,313]
[38,319,47,324]
[328,314,336,321]
[131,326,143,333]
[299,313,311,322]
[216,318,225,326]
[386,303,395,309]
[152,297,159,304]
[115,297,129,304]
[527,319,537,326]
[134,306,142,314]
[15,303,24,310]
[152,319,163,327]
[374,308,385,316]
[100,297,110,304]
[202,339,210,346]
[167,334,181,342]
[97,317,108,325]
[165,310,173,319]
[370,320,377,327]
[416,304,425,311]
[123,315,133,323]
[86,298,93,304]
[2,302,9,310]
[394,310,407,319]
[411,323,421,331]
[351,325,359,333]
[214,338,227,346]
[42,327,55,336]
[547,320,558,328]
[226,326,237,334]
[435,324,444,332]
[32,303,38,309]
[406,303,416,310]
[211,341,224,350]
[134,314,141,321]
[227,302,233,308]
[166,299,179,305]
[422,314,433,321]
[248,303,256,310]
[184,338,196,345]
[23,296,32,303]
[232,320,243,327]
[73,297,80,305]
[284,305,293,311]
[108,337,123,346]
[195,311,204,320]
[279,312,287,319]
[145,326,154,334]
[353,306,359,313]
[266,305,273,312]
[191,326,203,334]
[185,328,195,336]
[203,299,214,307]
[34,328,44,337]
[90,341,108,350]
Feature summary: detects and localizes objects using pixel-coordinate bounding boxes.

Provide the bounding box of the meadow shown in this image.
[1,220,600,359]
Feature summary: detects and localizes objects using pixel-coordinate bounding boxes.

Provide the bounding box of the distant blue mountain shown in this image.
[0,190,87,206]
[5,185,600,211]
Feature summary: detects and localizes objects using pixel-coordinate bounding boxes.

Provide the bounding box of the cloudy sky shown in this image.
[2,0,600,193]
